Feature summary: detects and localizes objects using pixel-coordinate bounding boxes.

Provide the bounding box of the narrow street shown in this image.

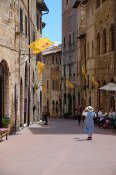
[0,119,116,175]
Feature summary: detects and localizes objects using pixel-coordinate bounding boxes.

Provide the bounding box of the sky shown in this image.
[42,0,62,44]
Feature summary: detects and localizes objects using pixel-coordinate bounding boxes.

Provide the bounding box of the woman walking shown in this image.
[82,106,95,140]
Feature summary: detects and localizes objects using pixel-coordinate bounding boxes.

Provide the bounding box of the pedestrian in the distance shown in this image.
[75,106,82,125]
[43,107,50,125]
[78,106,83,125]
[82,106,95,140]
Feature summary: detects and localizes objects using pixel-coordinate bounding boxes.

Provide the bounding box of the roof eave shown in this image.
[36,0,49,12]
[72,0,81,8]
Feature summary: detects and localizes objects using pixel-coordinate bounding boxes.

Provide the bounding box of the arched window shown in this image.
[97,32,100,55]
[52,55,54,64]
[63,36,65,48]
[110,24,115,51]
[64,94,66,104]
[96,0,100,8]
[103,29,107,53]
[52,100,55,111]
[25,62,28,86]
[110,78,115,83]
[66,0,68,5]
[103,80,106,85]
[56,101,58,113]
[87,42,89,58]
[102,0,106,3]
[92,40,94,57]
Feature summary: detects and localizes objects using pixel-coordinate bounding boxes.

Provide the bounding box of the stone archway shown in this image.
[32,72,35,122]
[40,91,42,120]
[73,94,76,114]
[24,62,28,124]
[56,101,58,117]
[0,60,9,127]
[68,93,72,115]
[59,98,62,117]
[52,100,55,118]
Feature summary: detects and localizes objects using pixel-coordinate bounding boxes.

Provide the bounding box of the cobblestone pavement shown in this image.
[0,119,116,175]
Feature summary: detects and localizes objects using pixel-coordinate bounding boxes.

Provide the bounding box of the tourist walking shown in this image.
[82,106,95,140]
[42,107,50,125]
[75,106,83,125]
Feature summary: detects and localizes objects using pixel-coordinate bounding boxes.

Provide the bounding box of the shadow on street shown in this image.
[29,119,116,136]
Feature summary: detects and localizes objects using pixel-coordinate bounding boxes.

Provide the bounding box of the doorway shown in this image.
[0,60,9,127]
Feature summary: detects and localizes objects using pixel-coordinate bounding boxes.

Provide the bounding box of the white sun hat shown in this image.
[86,106,94,112]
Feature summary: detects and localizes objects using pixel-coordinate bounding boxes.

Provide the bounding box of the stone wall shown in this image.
[42,47,62,118]
[0,0,40,132]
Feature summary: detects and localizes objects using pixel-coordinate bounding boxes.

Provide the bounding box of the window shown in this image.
[110,24,115,51]
[102,0,106,3]
[36,13,39,29]
[25,15,27,37]
[32,30,35,42]
[96,0,100,8]
[84,42,86,58]
[103,29,107,53]
[87,42,89,58]
[64,94,66,104]
[97,32,100,55]
[20,8,23,33]
[52,55,54,64]
[64,65,66,76]
[73,33,75,45]
[69,64,72,76]
[59,58,61,65]
[77,62,78,74]
[64,36,65,47]
[69,34,71,46]
[40,17,42,34]
[92,40,94,57]
[87,75,89,88]
[52,100,55,111]
[56,56,58,64]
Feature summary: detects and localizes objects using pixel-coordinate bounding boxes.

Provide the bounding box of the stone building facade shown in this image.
[70,0,116,111]
[94,0,115,111]
[0,0,48,132]
[73,1,87,108]
[62,0,79,116]
[42,45,62,118]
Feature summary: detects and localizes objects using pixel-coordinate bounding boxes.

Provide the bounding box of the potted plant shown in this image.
[2,116,10,128]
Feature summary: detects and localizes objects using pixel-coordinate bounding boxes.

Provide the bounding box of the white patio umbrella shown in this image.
[99,83,116,91]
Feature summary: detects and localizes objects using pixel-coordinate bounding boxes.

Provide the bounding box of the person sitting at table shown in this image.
[108,107,116,119]
[103,107,116,128]
[97,107,108,127]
